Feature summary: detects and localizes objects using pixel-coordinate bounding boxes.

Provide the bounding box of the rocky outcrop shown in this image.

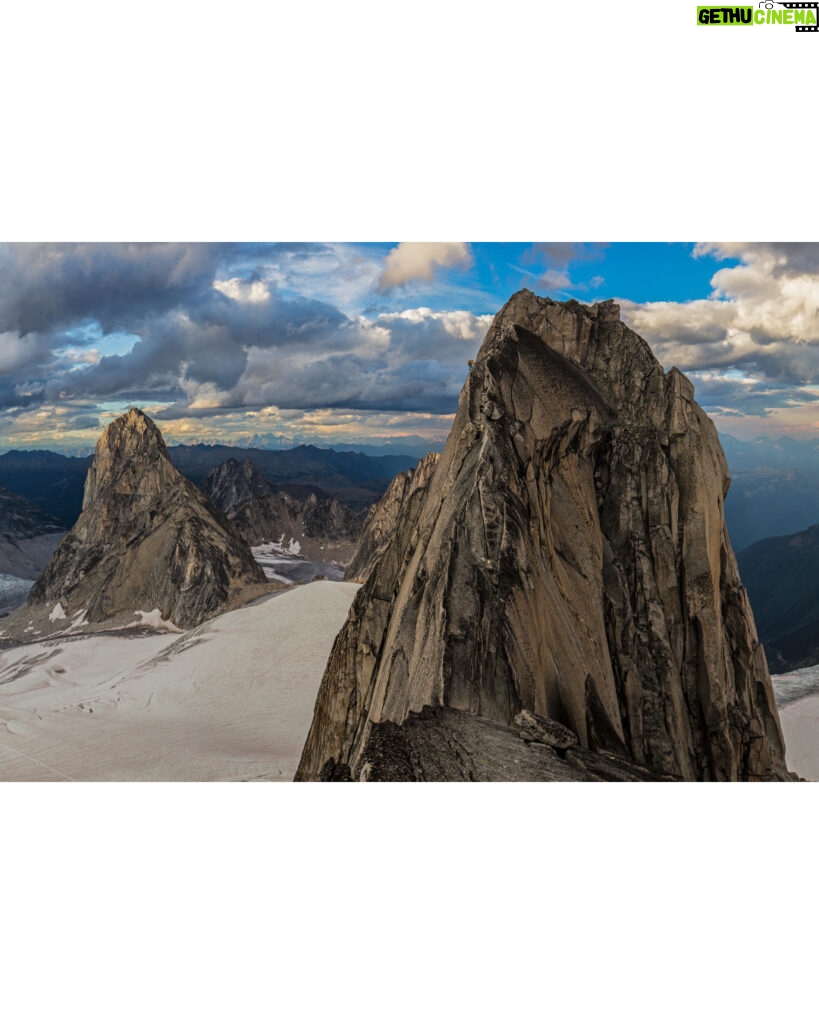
[17,409,270,632]
[200,455,364,565]
[228,491,363,565]
[344,452,440,583]
[202,457,274,512]
[296,290,792,782]
[327,706,678,782]
[0,482,66,579]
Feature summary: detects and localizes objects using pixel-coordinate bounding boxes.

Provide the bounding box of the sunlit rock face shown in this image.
[297,290,791,782]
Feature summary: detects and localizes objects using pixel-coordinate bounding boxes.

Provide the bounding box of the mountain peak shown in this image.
[82,408,174,512]
[202,456,273,513]
[18,411,271,633]
[297,288,790,782]
[99,407,166,452]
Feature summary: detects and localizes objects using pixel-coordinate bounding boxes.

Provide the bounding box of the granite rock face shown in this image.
[202,457,274,512]
[297,291,791,782]
[345,452,440,583]
[228,491,362,564]
[22,409,270,631]
[201,455,363,564]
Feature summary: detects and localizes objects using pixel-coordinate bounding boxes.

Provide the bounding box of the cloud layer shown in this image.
[621,243,819,433]
[2,241,819,452]
[0,243,486,451]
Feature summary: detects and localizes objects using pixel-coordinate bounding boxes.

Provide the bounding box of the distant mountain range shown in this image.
[722,434,819,551]
[0,443,418,528]
[0,480,66,580]
[738,524,819,672]
[720,433,819,475]
[5,431,819,557]
[0,450,93,528]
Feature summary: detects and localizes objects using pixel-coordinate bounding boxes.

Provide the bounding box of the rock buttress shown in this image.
[296,292,790,782]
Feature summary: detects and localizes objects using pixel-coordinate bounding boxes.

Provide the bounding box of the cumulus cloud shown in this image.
[213,277,271,304]
[622,244,819,384]
[8,240,819,452]
[0,242,490,444]
[619,242,819,434]
[378,243,472,290]
[149,307,492,418]
[539,268,572,290]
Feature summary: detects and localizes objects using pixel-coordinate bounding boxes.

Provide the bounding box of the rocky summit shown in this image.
[202,457,274,512]
[17,408,271,633]
[297,290,793,782]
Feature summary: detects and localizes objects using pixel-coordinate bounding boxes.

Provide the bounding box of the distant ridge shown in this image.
[0,442,418,526]
[0,480,66,580]
[739,523,819,671]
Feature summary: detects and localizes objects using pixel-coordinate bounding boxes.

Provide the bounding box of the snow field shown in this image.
[0,581,358,781]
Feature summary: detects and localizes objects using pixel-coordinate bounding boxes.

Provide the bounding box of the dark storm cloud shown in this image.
[67,414,102,430]
[40,288,352,406]
[0,243,233,336]
[258,353,462,415]
[0,379,40,411]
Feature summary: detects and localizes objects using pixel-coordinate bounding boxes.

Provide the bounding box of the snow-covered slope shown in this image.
[0,581,358,781]
[772,664,819,781]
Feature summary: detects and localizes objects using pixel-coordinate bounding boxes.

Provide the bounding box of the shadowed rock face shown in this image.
[24,409,270,630]
[202,457,274,512]
[345,452,440,584]
[227,490,363,564]
[201,455,363,565]
[297,291,791,782]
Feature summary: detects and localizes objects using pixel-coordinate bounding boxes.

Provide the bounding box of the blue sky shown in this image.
[1,241,818,453]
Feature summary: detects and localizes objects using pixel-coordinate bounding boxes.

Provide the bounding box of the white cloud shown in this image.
[378,307,493,341]
[378,242,472,290]
[538,268,572,291]
[213,277,271,303]
[621,244,819,381]
[252,244,386,311]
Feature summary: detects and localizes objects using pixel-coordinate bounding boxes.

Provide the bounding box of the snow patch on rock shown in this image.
[133,608,182,631]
